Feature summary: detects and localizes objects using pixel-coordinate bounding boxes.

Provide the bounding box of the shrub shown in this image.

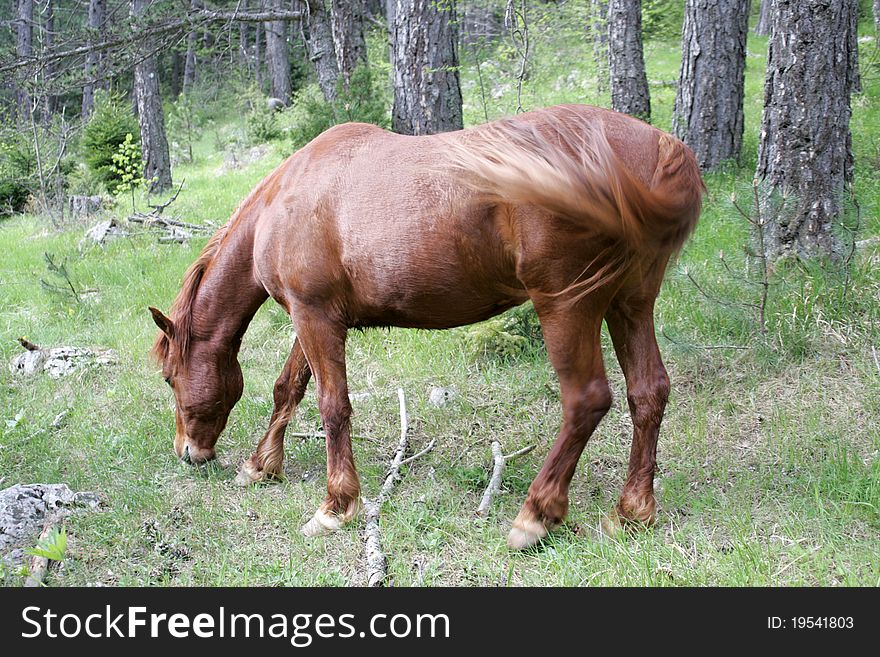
[0,127,35,215]
[80,90,140,193]
[280,64,390,153]
[461,302,545,362]
[642,0,685,40]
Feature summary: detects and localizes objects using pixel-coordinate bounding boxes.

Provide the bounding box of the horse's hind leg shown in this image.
[602,294,669,535]
[236,338,311,486]
[509,299,612,550]
[292,310,361,537]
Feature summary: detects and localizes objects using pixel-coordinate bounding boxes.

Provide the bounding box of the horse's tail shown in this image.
[447,112,704,260]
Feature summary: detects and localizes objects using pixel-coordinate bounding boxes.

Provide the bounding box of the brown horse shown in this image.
[150,104,703,549]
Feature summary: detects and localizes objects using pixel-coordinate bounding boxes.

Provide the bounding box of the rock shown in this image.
[84,218,127,245]
[216,144,270,174]
[9,345,116,379]
[0,483,102,564]
[428,386,456,407]
[266,97,286,112]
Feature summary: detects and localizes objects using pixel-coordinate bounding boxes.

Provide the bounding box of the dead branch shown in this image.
[23,514,62,588]
[476,441,535,517]
[0,9,305,75]
[18,337,41,352]
[147,179,186,215]
[363,388,434,587]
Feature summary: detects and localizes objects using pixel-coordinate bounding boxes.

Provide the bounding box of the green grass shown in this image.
[1,9,879,586]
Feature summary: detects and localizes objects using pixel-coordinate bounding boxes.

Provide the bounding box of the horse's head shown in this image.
[149,306,243,464]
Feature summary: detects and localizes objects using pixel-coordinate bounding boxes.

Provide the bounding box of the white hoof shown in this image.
[301,509,343,537]
[507,513,549,550]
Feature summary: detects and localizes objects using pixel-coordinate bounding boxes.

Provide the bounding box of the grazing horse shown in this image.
[150,104,704,549]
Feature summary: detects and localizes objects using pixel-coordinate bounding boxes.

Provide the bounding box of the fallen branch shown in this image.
[23,515,62,588]
[476,441,535,517]
[362,388,434,587]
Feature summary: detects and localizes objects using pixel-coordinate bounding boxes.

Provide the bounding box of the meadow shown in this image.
[1,7,879,586]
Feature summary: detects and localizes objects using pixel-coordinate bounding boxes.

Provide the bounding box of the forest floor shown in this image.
[1,18,879,586]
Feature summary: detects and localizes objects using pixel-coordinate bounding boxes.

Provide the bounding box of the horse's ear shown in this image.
[149,307,174,337]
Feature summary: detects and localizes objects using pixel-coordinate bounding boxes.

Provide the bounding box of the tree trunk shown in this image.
[182,0,199,96]
[16,0,34,120]
[607,0,650,121]
[590,0,609,94]
[304,0,340,102]
[82,0,106,118]
[131,0,172,194]
[331,0,368,91]
[755,0,858,260]
[674,0,750,171]
[43,0,58,119]
[391,0,463,136]
[255,20,264,90]
[170,49,183,98]
[755,0,771,35]
[875,0,880,49]
[265,0,292,104]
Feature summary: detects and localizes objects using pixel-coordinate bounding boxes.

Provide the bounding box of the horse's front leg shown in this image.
[293,311,361,537]
[602,299,668,535]
[236,338,311,485]
[509,298,613,549]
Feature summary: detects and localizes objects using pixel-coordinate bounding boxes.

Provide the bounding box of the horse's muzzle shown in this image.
[179,442,216,465]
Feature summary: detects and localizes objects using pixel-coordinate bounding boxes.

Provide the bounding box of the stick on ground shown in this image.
[23,514,62,588]
[363,388,435,587]
[476,441,536,517]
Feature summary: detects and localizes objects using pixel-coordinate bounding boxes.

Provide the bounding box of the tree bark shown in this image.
[875,0,880,49]
[131,0,172,194]
[391,0,463,136]
[607,0,650,122]
[755,0,858,260]
[16,0,34,120]
[755,0,771,35]
[331,0,368,91]
[265,0,291,103]
[674,0,750,171]
[182,0,200,96]
[43,0,58,119]
[590,0,609,93]
[304,0,340,102]
[82,0,106,118]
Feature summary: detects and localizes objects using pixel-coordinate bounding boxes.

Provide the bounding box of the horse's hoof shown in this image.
[301,509,344,537]
[234,460,263,487]
[507,511,550,550]
[599,511,624,539]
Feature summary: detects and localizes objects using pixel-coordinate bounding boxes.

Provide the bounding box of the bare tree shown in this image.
[265,0,292,103]
[331,0,368,91]
[16,0,34,120]
[183,0,200,96]
[131,0,172,193]
[391,0,463,135]
[755,0,858,260]
[875,0,880,49]
[82,0,106,117]
[589,0,609,93]
[674,0,750,170]
[303,0,340,102]
[755,0,771,36]
[607,0,650,121]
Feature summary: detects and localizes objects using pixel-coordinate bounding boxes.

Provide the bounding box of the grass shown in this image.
[1,7,879,586]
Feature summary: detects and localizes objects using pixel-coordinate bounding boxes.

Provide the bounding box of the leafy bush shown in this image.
[461,302,545,361]
[111,133,146,212]
[642,0,685,40]
[167,94,205,164]
[0,127,36,215]
[80,90,140,193]
[280,65,390,152]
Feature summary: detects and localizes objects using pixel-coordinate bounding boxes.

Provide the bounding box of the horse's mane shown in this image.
[150,223,230,365]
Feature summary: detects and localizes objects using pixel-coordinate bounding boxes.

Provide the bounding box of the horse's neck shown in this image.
[191,218,268,352]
